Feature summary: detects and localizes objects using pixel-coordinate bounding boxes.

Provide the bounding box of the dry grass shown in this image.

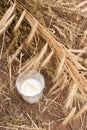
[14,9,26,32]
[0,3,15,36]
[62,107,76,125]
[0,0,87,129]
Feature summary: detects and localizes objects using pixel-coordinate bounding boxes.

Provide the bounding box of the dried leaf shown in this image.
[41,50,53,67]
[9,44,23,64]
[65,84,78,110]
[34,43,48,67]
[0,3,15,28]
[14,10,26,32]
[77,1,87,8]
[54,53,65,82]
[74,103,87,120]
[62,107,76,125]
[26,21,38,46]
[0,14,15,35]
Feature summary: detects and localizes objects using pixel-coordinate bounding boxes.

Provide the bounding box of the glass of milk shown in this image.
[16,70,45,104]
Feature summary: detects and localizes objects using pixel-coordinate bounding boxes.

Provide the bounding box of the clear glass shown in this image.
[16,70,45,104]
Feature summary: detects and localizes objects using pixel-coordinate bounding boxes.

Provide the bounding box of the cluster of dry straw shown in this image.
[0,0,87,127]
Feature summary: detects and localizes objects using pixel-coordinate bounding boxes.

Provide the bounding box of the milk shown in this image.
[16,70,45,104]
[21,79,42,97]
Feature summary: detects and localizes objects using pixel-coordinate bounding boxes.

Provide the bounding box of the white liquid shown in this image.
[21,79,42,97]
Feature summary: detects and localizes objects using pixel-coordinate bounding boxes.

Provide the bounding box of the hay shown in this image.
[0,3,15,35]
[14,10,26,32]
[62,107,76,125]
[0,0,87,128]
